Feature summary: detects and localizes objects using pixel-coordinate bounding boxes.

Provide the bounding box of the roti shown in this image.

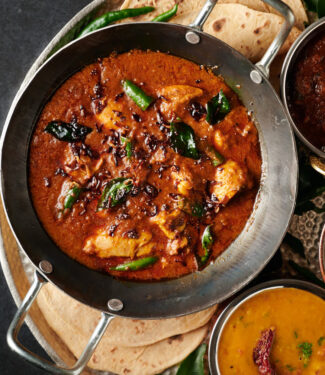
[36,283,213,374]
[120,0,307,29]
[119,0,303,61]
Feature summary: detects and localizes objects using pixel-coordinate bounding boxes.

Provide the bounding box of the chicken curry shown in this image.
[29,50,261,280]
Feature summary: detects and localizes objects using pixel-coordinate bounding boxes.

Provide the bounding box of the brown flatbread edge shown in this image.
[37,283,217,347]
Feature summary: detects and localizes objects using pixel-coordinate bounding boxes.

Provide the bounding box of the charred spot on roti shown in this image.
[213,18,226,32]
[254,27,262,35]
[241,24,245,28]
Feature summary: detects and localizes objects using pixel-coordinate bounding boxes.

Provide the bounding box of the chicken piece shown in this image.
[83,229,154,258]
[62,145,103,185]
[158,85,203,120]
[171,166,194,197]
[211,160,248,204]
[151,209,188,255]
[96,99,125,130]
[151,209,187,240]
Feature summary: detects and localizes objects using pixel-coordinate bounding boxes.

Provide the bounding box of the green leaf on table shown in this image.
[176,343,206,375]
[282,233,306,258]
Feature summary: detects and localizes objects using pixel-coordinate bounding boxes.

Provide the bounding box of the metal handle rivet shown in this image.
[39,260,53,274]
[107,299,124,312]
[185,31,200,44]
[250,70,263,84]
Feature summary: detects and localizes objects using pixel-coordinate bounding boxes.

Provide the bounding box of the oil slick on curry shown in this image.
[218,288,325,374]
[29,50,261,280]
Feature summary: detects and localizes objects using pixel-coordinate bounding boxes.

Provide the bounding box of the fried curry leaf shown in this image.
[191,202,205,218]
[206,90,230,125]
[64,185,82,209]
[97,177,133,210]
[176,343,206,375]
[201,225,214,264]
[170,122,200,159]
[44,120,92,142]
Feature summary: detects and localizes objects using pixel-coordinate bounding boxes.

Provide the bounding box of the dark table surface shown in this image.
[0,1,90,373]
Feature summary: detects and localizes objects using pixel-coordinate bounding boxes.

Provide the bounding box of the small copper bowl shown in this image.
[320,224,325,282]
[281,18,325,175]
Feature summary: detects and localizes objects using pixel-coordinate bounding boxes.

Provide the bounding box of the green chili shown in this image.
[211,150,224,167]
[122,80,154,111]
[152,4,178,22]
[110,256,158,271]
[201,225,214,264]
[97,177,133,210]
[121,136,133,159]
[78,7,155,37]
[64,185,81,209]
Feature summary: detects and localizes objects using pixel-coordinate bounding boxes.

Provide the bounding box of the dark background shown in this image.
[0,1,90,373]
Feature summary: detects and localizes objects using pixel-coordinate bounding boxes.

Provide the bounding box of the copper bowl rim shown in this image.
[280,17,325,158]
[319,224,325,282]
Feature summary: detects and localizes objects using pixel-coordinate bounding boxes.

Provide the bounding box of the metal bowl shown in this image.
[208,279,325,375]
[320,225,325,282]
[281,17,325,158]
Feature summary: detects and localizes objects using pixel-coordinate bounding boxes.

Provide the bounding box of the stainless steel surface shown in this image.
[7,270,114,375]
[250,70,263,84]
[320,225,325,282]
[107,299,124,312]
[189,0,217,31]
[281,17,325,158]
[208,279,325,375]
[1,0,298,372]
[185,31,201,44]
[255,0,295,77]
[39,260,53,274]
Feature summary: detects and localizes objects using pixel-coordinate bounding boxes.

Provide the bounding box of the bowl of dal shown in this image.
[208,279,325,375]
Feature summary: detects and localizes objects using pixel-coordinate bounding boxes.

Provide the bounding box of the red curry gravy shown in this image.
[29,50,261,280]
[287,32,325,150]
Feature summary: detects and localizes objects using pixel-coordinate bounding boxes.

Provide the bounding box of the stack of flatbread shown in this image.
[119,0,307,62]
[37,283,217,374]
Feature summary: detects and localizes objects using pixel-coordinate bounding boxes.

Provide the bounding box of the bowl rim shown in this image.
[319,224,325,282]
[280,17,325,158]
[208,278,325,375]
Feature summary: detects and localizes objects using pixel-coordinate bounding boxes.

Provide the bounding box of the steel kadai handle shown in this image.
[187,0,295,79]
[7,271,114,375]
